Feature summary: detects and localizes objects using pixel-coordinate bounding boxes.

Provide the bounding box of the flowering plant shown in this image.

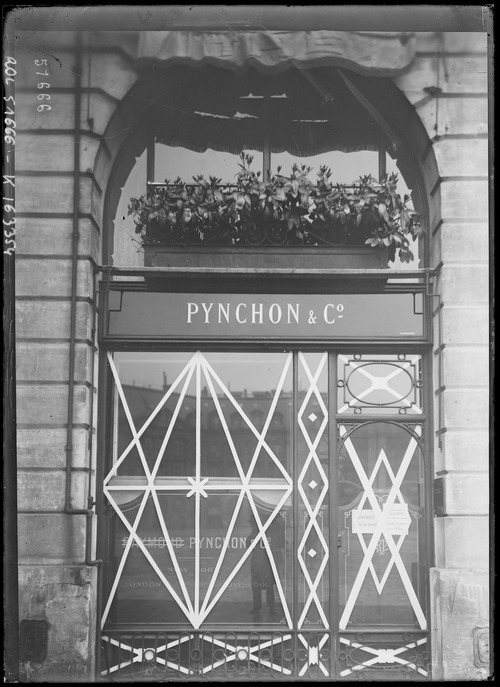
[128,152,422,262]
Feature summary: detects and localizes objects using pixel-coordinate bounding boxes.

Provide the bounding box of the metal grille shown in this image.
[100,631,431,681]
[100,631,333,681]
[338,632,430,680]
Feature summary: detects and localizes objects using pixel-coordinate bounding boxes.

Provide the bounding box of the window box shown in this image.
[143,242,389,271]
[128,156,422,267]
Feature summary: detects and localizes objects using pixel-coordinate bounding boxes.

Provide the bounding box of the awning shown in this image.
[137,30,416,77]
[147,65,391,156]
[136,30,410,157]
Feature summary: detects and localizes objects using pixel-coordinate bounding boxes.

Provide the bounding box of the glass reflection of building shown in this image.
[115,382,299,478]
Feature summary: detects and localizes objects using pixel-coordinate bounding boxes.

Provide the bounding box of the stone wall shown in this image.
[395,32,490,680]
[14,30,138,681]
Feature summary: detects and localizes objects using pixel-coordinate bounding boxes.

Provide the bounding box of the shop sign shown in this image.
[352,503,411,536]
[107,291,424,339]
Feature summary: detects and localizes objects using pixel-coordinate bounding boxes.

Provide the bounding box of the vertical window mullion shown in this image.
[263,129,271,182]
[378,145,387,182]
[147,133,155,185]
[111,364,119,467]
[328,350,339,677]
[292,350,299,635]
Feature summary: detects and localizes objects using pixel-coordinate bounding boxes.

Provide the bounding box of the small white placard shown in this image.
[352,503,411,536]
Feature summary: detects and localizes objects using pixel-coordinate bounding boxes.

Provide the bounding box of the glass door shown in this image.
[335,353,429,679]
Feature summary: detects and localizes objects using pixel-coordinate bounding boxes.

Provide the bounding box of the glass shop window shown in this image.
[103,351,294,629]
[102,349,427,633]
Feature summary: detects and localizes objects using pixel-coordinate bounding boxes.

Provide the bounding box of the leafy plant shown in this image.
[127,152,422,262]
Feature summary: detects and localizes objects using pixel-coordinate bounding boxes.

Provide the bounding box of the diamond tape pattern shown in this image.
[338,423,426,630]
[297,352,329,629]
[102,351,293,630]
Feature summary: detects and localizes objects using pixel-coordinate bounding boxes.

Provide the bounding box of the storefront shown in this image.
[8,8,490,683]
[97,281,433,680]
[91,27,439,677]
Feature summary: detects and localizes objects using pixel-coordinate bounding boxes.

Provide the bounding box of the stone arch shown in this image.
[93,67,440,266]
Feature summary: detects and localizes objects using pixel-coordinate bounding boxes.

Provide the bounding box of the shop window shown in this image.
[100,347,430,680]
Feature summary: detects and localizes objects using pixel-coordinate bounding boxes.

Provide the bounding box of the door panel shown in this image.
[338,421,426,630]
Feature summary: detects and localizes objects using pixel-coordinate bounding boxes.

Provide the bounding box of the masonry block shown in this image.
[439,179,489,219]
[16,91,75,130]
[18,513,87,564]
[432,443,445,476]
[91,29,138,58]
[83,91,119,138]
[15,36,81,86]
[395,55,487,97]
[442,388,489,430]
[439,55,488,93]
[430,567,490,681]
[15,257,94,299]
[92,121,134,199]
[437,32,488,53]
[16,132,100,174]
[18,471,88,512]
[15,300,93,340]
[433,137,489,177]
[430,230,442,269]
[81,50,138,100]
[433,517,489,570]
[414,140,440,199]
[15,342,93,383]
[15,217,101,262]
[436,472,489,516]
[416,97,488,138]
[18,564,97,682]
[16,175,99,220]
[439,222,489,264]
[91,180,104,228]
[17,42,135,94]
[439,97,488,138]
[16,384,91,426]
[17,427,91,470]
[440,264,489,304]
[413,32,482,53]
[441,345,489,388]
[441,305,489,345]
[425,176,441,227]
[440,429,490,473]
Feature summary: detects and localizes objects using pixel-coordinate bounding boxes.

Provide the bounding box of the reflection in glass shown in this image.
[111,352,292,478]
[107,491,292,627]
